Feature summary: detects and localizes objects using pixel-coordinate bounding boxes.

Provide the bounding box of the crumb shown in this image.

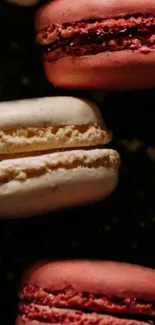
[118,138,142,152]
[132,243,138,249]
[10,42,19,50]
[20,76,30,85]
[5,272,14,281]
[140,221,146,228]
[104,225,111,232]
[146,146,155,161]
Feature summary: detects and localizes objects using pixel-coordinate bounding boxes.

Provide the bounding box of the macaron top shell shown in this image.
[35,0,155,30]
[0,97,104,129]
[21,260,155,301]
[0,97,111,154]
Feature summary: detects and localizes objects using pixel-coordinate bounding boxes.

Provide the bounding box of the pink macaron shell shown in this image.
[16,315,51,325]
[35,0,155,30]
[21,260,155,301]
[44,50,155,90]
[16,312,150,325]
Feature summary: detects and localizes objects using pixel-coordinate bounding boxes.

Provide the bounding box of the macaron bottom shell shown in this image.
[16,311,151,325]
[44,51,155,90]
[0,149,120,218]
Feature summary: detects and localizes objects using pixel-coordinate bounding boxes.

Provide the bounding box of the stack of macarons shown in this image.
[6,1,155,323]
[0,96,120,218]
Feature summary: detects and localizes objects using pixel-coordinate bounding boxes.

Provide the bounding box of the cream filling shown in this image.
[0,149,120,184]
[0,123,111,154]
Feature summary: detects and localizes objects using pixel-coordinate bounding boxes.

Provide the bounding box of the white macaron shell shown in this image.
[0,149,120,218]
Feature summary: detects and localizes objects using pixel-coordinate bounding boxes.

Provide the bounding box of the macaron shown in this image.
[0,96,120,218]
[36,0,155,90]
[16,260,155,325]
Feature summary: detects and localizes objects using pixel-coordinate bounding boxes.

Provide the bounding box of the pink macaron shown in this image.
[36,0,155,90]
[16,260,155,325]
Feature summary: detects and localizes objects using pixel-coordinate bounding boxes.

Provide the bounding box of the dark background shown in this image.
[1,1,155,324]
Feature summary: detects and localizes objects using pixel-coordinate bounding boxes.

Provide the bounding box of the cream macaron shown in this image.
[0,96,120,218]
